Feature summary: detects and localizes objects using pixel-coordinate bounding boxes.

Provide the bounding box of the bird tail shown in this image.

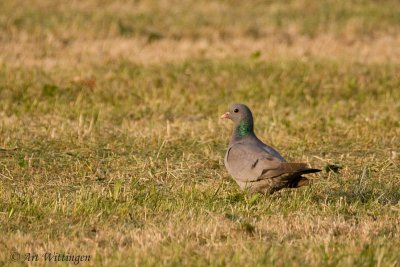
[296,168,321,175]
[278,163,321,174]
[280,163,321,188]
[288,176,309,188]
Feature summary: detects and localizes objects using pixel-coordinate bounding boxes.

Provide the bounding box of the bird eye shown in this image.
[233,108,239,113]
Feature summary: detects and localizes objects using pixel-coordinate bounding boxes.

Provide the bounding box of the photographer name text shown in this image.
[11,252,91,265]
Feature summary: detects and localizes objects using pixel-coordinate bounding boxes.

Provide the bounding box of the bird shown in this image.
[221,103,321,194]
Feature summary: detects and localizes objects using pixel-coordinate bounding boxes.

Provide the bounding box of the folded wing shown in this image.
[226,143,320,183]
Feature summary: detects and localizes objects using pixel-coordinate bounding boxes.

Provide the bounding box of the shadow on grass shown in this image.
[312,183,400,206]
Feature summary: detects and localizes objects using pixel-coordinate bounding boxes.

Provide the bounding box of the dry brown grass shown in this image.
[2,34,400,69]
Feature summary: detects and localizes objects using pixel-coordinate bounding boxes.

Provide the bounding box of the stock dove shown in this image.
[221,103,320,194]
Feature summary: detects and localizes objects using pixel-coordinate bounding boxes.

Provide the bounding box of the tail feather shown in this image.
[296,168,321,175]
[288,176,309,188]
[279,163,321,175]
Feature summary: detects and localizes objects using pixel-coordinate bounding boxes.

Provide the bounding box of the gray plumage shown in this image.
[221,103,320,194]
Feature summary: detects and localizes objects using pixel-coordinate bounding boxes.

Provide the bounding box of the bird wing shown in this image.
[225,143,319,183]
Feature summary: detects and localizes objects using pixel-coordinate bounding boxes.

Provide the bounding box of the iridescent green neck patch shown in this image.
[236,121,252,138]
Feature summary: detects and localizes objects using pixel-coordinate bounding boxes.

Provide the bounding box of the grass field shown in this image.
[1,0,400,266]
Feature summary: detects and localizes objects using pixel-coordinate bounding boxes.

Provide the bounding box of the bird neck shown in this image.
[232,120,254,141]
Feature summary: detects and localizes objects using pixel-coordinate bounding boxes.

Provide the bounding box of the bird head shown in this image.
[220,103,253,124]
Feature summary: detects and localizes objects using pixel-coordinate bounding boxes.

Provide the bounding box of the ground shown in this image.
[0,0,400,266]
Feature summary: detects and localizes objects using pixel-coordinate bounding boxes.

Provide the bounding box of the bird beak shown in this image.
[220,112,230,119]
